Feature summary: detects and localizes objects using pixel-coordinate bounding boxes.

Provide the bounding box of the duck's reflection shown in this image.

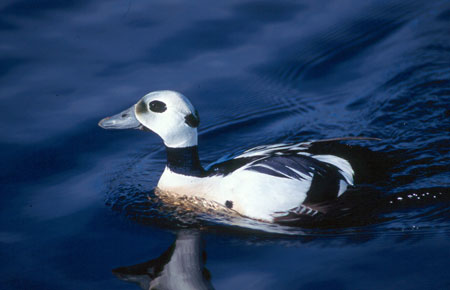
[113,230,214,290]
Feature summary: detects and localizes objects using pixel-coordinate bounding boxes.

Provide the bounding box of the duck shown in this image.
[99,90,378,223]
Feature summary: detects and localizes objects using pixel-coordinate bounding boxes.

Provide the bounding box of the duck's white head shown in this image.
[99,90,200,148]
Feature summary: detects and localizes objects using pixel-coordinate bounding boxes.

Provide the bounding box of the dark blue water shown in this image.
[1,0,449,289]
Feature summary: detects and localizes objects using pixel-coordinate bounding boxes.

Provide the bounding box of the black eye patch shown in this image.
[185,110,200,128]
[149,100,167,113]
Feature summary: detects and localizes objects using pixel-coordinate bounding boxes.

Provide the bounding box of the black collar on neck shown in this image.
[165,146,204,177]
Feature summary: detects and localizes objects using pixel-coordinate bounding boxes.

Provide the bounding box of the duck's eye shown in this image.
[149,100,167,113]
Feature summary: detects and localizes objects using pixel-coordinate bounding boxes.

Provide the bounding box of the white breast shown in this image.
[157,166,312,222]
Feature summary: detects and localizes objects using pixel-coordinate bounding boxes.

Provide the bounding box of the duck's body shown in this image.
[157,143,353,222]
[99,91,368,223]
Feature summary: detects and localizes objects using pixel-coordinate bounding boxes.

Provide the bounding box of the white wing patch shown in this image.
[236,142,310,158]
[312,154,354,185]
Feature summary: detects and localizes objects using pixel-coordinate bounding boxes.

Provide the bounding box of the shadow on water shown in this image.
[113,230,214,290]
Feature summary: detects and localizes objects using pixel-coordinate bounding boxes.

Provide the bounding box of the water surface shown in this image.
[1,0,449,289]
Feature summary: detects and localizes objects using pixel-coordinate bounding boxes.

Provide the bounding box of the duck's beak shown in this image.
[98,106,143,130]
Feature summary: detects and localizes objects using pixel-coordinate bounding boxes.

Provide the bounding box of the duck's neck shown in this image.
[165,146,204,177]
